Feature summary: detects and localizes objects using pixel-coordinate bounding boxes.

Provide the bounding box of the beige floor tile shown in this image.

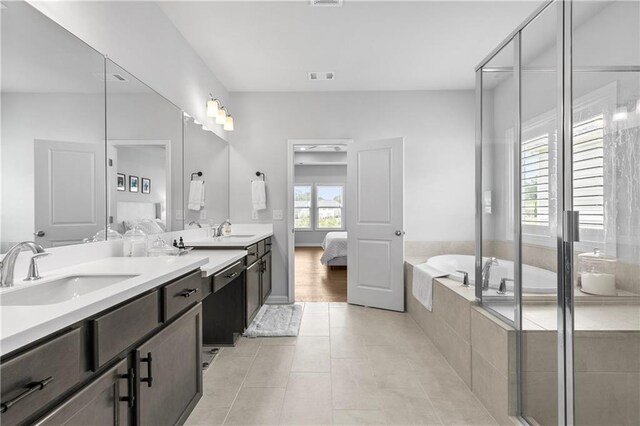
[367,346,422,389]
[299,312,331,336]
[280,372,333,425]
[243,345,295,388]
[378,388,441,425]
[224,387,285,425]
[333,409,387,425]
[434,407,497,426]
[330,327,368,359]
[303,301,330,314]
[261,336,298,346]
[185,406,229,426]
[291,336,331,372]
[220,337,262,357]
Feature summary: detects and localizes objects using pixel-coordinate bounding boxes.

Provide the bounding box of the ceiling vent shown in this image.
[310,0,342,7]
[308,72,335,81]
[93,72,129,82]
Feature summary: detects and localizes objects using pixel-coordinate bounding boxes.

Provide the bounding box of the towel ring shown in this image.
[191,171,203,181]
[255,171,265,181]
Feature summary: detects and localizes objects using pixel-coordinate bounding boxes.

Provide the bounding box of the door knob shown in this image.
[395,230,404,236]
[34,231,45,237]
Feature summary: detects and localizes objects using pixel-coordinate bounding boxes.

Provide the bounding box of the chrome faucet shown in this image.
[1,241,48,287]
[481,257,499,291]
[214,219,232,237]
[188,221,202,228]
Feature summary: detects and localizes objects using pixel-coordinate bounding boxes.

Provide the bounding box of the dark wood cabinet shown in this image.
[245,261,261,327]
[35,358,131,426]
[136,304,202,426]
[261,251,272,304]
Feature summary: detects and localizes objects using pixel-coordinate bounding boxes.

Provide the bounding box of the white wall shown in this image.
[115,145,167,216]
[29,0,231,140]
[229,90,476,299]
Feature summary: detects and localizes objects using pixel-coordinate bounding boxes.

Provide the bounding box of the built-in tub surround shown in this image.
[405,257,640,425]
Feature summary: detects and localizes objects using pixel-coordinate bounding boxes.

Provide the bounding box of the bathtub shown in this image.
[426,254,556,294]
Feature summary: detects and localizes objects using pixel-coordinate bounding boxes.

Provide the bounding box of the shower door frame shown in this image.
[474,0,575,424]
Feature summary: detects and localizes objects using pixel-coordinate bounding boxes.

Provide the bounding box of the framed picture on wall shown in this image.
[129,175,139,193]
[117,173,126,191]
[142,178,151,194]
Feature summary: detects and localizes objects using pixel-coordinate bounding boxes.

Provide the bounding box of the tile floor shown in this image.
[186,302,498,425]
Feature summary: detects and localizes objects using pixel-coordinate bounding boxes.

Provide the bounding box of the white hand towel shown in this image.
[412,263,448,311]
[252,180,266,211]
[188,180,205,211]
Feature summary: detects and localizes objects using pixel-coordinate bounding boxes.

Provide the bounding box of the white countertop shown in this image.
[0,250,247,357]
[187,224,273,248]
[194,250,248,277]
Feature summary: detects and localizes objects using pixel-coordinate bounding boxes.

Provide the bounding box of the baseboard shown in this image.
[266,295,290,304]
[295,243,323,248]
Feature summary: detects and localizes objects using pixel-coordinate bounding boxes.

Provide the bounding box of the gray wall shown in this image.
[228,90,476,299]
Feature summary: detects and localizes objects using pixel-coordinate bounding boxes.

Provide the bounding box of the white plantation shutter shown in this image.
[572,115,605,229]
[522,133,550,226]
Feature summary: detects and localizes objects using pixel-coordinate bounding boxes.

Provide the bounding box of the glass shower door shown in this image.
[570,1,640,424]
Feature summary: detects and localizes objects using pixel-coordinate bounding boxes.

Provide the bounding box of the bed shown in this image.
[115,201,166,235]
[320,232,348,267]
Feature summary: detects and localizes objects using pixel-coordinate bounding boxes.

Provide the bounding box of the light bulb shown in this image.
[207,98,219,117]
[216,108,226,125]
[224,115,234,131]
[193,119,201,125]
[613,107,628,122]
[202,125,209,131]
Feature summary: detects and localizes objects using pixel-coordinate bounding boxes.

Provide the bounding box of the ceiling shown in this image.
[158,0,542,92]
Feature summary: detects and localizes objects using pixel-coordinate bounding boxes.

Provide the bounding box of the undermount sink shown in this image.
[0,275,138,306]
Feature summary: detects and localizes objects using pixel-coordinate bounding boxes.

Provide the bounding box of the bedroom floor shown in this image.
[295,247,347,302]
[185,302,497,425]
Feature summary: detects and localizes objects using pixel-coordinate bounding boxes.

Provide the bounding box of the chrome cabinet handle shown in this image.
[0,376,54,413]
[225,272,238,279]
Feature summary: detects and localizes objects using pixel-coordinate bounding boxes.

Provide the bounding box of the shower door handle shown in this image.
[563,211,580,242]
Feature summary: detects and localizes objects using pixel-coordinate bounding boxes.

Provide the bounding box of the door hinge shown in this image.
[109,216,113,224]
[108,158,113,167]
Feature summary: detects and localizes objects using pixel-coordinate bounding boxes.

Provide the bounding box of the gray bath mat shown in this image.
[243,304,303,337]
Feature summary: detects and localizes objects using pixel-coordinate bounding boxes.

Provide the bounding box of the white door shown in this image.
[34,140,106,247]
[347,137,404,311]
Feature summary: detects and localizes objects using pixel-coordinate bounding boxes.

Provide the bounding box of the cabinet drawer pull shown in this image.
[225,272,238,279]
[141,353,153,387]
[180,288,198,298]
[0,376,54,413]
[119,368,135,408]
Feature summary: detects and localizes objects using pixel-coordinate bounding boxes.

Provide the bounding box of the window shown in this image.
[522,133,550,227]
[572,115,604,230]
[316,185,344,229]
[294,185,312,229]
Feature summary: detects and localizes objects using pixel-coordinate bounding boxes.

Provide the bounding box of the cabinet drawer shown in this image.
[1,328,83,425]
[163,271,202,322]
[257,240,266,258]
[264,237,272,254]
[246,244,259,266]
[213,261,244,293]
[92,291,160,370]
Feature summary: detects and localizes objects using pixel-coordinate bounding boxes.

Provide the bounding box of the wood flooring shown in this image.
[295,247,347,302]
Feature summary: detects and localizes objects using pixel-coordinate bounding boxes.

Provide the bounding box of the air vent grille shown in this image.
[308,72,335,81]
[310,0,342,6]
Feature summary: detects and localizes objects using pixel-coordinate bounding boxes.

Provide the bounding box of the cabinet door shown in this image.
[261,252,272,304]
[35,358,131,425]
[136,304,202,426]
[245,261,261,327]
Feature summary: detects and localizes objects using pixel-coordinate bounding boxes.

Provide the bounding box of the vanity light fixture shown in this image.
[202,125,209,131]
[224,114,234,131]
[193,119,202,125]
[207,94,221,118]
[216,106,227,125]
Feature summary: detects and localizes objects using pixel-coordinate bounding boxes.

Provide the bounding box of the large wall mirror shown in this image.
[1,0,230,254]
[183,117,229,227]
[105,59,183,237]
[1,1,107,252]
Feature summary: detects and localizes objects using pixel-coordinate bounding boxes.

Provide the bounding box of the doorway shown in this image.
[287,139,351,302]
